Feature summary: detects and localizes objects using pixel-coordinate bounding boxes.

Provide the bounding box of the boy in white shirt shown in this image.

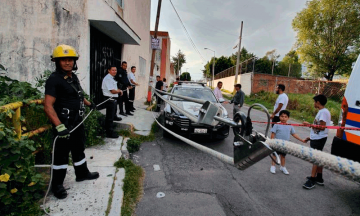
[302,95,331,189]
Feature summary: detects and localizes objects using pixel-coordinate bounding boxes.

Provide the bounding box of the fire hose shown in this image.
[152,88,360,183]
[39,97,112,215]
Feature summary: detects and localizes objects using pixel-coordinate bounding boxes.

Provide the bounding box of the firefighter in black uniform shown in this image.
[116,61,133,116]
[44,44,99,199]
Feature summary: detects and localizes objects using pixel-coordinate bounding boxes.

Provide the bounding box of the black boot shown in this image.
[51,169,68,199]
[76,172,100,182]
[75,162,100,182]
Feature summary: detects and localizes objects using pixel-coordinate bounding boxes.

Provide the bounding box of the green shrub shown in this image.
[0,114,44,215]
[0,69,106,215]
[126,138,142,153]
[84,108,106,147]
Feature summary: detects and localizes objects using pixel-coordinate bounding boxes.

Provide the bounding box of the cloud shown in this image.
[151,0,308,80]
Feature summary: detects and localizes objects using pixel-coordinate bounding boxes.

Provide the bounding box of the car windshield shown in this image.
[171,87,217,103]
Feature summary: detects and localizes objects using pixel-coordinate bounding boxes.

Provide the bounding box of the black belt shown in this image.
[104,96,117,101]
[234,102,239,105]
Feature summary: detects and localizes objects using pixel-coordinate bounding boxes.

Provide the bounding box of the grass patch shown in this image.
[126,139,142,153]
[119,129,131,137]
[245,91,341,123]
[105,171,116,216]
[114,158,144,216]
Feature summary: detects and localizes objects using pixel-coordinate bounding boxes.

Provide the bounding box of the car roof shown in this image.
[173,84,211,90]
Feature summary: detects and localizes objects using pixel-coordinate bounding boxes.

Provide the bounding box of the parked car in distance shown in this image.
[163,82,230,140]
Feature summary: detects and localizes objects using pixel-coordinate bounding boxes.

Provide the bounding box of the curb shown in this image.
[121,137,130,159]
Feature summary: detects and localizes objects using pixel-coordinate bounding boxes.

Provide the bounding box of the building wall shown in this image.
[0,0,151,100]
[212,72,346,99]
[122,0,151,100]
[0,0,89,90]
[208,73,252,95]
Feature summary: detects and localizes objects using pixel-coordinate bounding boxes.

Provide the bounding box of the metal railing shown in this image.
[0,99,51,140]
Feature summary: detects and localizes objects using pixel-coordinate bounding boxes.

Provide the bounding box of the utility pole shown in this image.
[288,63,291,77]
[177,55,180,77]
[234,21,243,88]
[271,59,275,76]
[252,57,256,73]
[148,0,162,102]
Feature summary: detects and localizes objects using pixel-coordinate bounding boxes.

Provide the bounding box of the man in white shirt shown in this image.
[102,65,123,138]
[163,78,168,92]
[128,66,139,111]
[302,94,331,190]
[270,84,289,125]
[213,81,228,103]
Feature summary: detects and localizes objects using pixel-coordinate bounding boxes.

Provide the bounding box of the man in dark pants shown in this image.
[102,65,123,138]
[230,84,245,118]
[116,61,133,116]
[44,44,99,199]
[155,75,163,112]
[270,84,289,126]
[128,66,139,111]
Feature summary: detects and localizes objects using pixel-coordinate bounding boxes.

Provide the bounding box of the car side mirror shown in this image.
[218,98,225,103]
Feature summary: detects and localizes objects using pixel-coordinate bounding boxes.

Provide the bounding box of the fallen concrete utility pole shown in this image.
[152,89,360,182]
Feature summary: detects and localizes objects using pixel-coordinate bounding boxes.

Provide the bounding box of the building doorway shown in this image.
[90,25,122,105]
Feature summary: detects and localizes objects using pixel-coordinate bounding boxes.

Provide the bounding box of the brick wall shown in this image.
[252,73,346,99]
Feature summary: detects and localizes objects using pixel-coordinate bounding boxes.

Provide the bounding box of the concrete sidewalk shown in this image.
[44,137,125,216]
[100,99,159,136]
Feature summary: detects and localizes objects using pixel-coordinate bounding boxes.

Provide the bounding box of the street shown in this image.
[134,103,360,216]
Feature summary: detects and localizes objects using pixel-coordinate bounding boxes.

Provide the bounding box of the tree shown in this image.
[171,50,186,76]
[292,0,360,80]
[180,72,191,81]
[230,47,255,65]
[203,56,233,78]
[278,50,302,78]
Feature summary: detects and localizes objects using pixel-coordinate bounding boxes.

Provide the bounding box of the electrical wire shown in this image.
[169,0,206,62]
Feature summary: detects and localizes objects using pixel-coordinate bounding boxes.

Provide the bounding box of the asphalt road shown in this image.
[134,103,360,216]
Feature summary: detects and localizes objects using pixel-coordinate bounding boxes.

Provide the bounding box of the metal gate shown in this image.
[90,25,122,105]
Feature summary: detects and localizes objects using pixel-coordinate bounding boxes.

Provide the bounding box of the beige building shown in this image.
[150,31,176,84]
[0,0,151,103]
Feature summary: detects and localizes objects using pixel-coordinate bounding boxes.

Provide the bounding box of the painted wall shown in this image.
[122,0,151,100]
[0,0,89,91]
[209,73,253,95]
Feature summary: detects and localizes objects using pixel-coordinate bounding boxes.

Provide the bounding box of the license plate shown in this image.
[194,128,207,134]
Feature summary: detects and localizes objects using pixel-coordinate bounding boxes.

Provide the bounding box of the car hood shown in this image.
[167,101,228,117]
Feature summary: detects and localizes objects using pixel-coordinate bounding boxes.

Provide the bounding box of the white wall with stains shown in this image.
[0,0,151,100]
[121,0,151,100]
[0,0,90,91]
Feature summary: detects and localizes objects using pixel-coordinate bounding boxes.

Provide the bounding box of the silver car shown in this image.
[163,82,230,140]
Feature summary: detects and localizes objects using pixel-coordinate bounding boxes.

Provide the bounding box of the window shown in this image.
[172,88,217,103]
[116,0,124,8]
[139,56,146,75]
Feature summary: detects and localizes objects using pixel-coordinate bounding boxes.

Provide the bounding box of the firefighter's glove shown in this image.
[89,103,96,110]
[56,124,70,139]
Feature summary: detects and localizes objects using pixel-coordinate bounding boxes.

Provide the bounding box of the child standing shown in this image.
[302,95,331,189]
[270,110,307,175]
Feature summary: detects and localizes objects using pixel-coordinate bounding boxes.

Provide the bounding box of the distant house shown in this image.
[150,31,176,84]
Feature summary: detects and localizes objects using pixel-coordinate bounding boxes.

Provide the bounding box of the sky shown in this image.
[150,0,308,81]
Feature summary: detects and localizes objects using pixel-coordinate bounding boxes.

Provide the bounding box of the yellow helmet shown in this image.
[51,44,79,61]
